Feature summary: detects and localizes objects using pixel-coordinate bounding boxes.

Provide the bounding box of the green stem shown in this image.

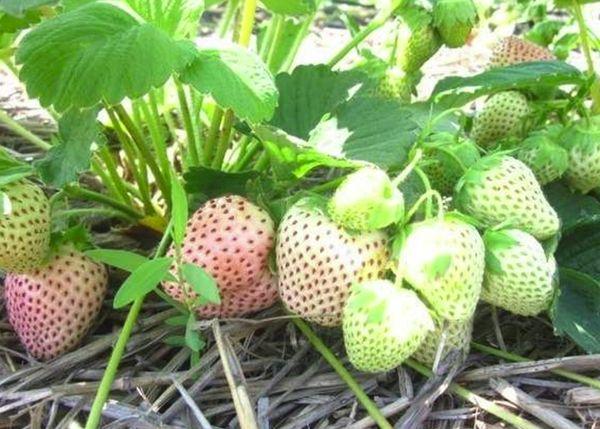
[572,1,596,76]
[471,342,600,390]
[64,185,142,220]
[112,104,171,204]
[90,158,123,202]
[175,80,201,167]
[405,189,443,221]
[55,208,130,221]
[230,139,260,172]
[391,149,423,188]
[96,146,133,206]
[413,166,434,218]
[328,8,393,68]
[307,176,345,194]
[204,109,224,163]
[405,359,541,429]
[293,319,393,429]
[253,151,270,172]
[105,107,154,214]
[265,14,285,70]
[84,225,173,429]
[142,93,172,191]
[0,109,51,150]
[211,110,235,169]
[259,14,278,60]
[218,0,241,38]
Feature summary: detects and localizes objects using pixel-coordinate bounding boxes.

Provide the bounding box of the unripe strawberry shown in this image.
[482,229,556,316]
[328,167,404,231]
[433,0,478,48]
[374,67,417,102]
[516,133,569,185]
[163,195,278,318]
[397,214,485,321]
[343,280,433,372]
[397,8,442,72]
[455,155,560,240]
[422,133,481,195]
[559,121,600,194]
[277,198,389,326]
[471,91,531,147]
[412,316,473,367]
[0,179,50,273]
[489,36,555,68]
[4,247,107,360]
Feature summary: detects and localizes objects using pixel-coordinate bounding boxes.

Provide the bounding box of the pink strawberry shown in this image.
[162,195,278,318]
[4,247,107,360]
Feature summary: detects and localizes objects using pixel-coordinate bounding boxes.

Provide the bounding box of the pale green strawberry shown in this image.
[374,67,417,102]
[0,179,50,273]
[455,155,560,240]
[433,0,478,48]
[397,8,442,73]
[482,229,556,316]
[396,214,485,321]
[559,121,600,194]
[328,167,404,231]
[277,197,389,327]
[343,280,433,372]
[412,316,473,367]
[516,133,569,185]
[471,91,531,147]
[422,133,481,195]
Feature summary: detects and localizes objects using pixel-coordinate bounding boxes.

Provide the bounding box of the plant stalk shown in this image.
[175,80,201,167]
[84,225,173,429]
[293,319,393,429]
[64,185,143,220]
[0,109,51,150]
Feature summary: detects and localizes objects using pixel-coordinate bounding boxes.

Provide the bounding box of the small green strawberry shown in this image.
[328,167,404,231]
[277,197,389,326]
[412,316,473,367]
[471,91,531,148]
[396,214,485,321]
[433,0,478,48]
[343,280,433,372]
[516,133,569,185]
[482,229,556,316]
[397,8,442,73]
[0,179,50,273]
[455,155,560,240]
[374,67,417,102]
[559,121,600,194]
[422,133,481,195]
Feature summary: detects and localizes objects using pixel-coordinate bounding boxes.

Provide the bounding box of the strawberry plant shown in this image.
[1,0,600,428]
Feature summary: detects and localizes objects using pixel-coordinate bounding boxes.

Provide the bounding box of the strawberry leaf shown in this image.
[0,149,33,186]
[260,0,316,15]
[165,314,189,326]
[163,335,187,347]
[551,268,600,353]
[170,176,189,247]
[85,249,150,272]
[16,2,195,112]
[185,313,205,352]
[179,43,278,123]
[184,167,259,199]
[0,0,56,17]
[182,263,221,304]
[113,257,174,308]
[36,107,102,187]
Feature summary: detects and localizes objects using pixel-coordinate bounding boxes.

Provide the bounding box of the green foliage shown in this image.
[184,167,259,199]
[86,248,151,272]
[180,44,278,123]
[551,269,600,353]
[545,182,600,233]
[36,108,101,186]
[113,257,173,308]
[269,65,364,139]
[170,176,189,246]
[16,2,195,111]
[181,262,221,304]
[125,0,205,38]
[260,0,316,15]
[0,149,33,186]
[308,96,421,170]
[432,61,586,108]
[557,223,600,280]
[185,313,205,351]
